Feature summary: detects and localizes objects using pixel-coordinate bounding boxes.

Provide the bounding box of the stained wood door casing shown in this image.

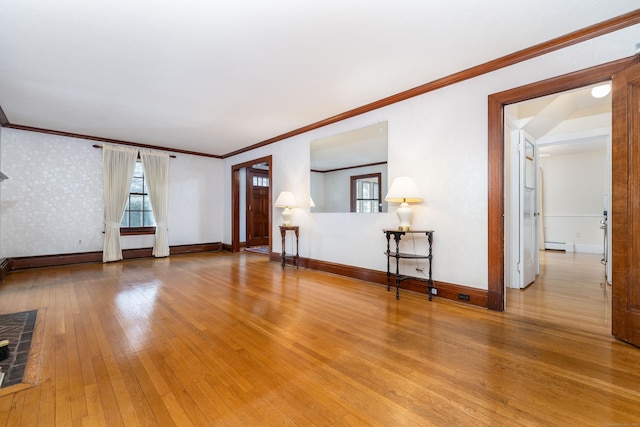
[246,168,269,247]
[612,61,640,347]
[488,55,638,312]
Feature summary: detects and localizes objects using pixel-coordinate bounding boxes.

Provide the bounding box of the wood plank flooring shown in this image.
[0,250,638,426]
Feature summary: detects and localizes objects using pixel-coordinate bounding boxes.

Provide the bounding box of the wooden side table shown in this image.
[279,226,299,269]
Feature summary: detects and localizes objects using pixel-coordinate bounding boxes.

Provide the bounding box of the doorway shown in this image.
[488,55,640,347]
[231,155,273,253]
[246,165,270,248]
[487,56,636,311]
[504,85,612,291]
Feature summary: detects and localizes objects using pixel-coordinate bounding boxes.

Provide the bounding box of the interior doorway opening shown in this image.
[504,83,612,295]
[487,56,636,313]
[231,155,273,254]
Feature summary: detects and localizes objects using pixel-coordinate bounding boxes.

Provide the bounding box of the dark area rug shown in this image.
[0,310,38,388]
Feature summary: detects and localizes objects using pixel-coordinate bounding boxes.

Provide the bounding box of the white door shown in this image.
[520,131,539,288]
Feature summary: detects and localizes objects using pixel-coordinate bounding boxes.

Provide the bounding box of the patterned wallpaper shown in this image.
[0,128,225,258]
[1,128,104,257]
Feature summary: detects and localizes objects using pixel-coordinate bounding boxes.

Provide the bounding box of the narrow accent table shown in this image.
[383,229,434,300]
[279,226,299,269]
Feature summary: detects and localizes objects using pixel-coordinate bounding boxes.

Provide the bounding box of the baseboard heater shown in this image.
[545,241,574,252]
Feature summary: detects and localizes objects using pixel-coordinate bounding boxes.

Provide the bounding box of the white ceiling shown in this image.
[508,82,612,157]
[0,1,637,157]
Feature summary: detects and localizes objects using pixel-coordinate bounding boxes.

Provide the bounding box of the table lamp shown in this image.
[384,177,423,231]
[275,191,296,226]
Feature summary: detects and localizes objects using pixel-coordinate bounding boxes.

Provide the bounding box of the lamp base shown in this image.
[281,207,292,227]
[396,202,413,231]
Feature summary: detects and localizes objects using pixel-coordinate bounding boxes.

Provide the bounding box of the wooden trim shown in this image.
[0,106,8,126]
[311,161,388,174]
[170,242,222,255]
[350,172,382,213]
[231,155,272,253]
[11,251,103,270]
[222,11,640,159]
[273,253,488,308]
[120,227,156,236]
[487,55,640,312]
[4,124,221,159]
[7,242,223,271]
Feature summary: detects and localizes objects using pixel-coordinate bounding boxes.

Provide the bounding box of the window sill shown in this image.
[120,227,156,236]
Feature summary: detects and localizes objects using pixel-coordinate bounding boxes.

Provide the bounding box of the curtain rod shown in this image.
[92,144,176,158]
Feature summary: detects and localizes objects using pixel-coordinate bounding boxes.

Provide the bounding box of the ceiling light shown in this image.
[591,83,611,98]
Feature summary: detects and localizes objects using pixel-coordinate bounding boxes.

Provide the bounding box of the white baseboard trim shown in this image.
[544,242,603,254]
[545,241,574,252]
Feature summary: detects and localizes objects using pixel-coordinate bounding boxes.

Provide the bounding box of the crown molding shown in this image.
[3,124,222,159]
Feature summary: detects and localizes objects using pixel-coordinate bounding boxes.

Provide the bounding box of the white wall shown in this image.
[0,128,224,257]
[541,149,608,253]
[223,24,640,291]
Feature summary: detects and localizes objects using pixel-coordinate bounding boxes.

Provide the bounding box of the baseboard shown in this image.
[170,243,222,255]
[7,242,223,272]
[272,253,488,308]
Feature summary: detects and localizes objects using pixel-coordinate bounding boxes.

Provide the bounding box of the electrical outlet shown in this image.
[78,239,82,244]
[431,288,438,295]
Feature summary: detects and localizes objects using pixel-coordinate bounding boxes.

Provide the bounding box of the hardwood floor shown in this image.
[0,250,638,426]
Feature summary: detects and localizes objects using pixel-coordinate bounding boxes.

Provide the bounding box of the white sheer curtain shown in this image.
[103,145,138,262]
[140,150,170,257]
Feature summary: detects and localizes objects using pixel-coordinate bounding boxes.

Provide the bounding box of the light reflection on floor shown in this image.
[115,281,160,352]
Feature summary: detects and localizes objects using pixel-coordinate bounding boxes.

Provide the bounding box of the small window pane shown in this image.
[132,177,144,193]
[130,211,143,227]
[143,196,153,211]
[130,195,143,210]
[121,214,129,227]
[144,211,156,227]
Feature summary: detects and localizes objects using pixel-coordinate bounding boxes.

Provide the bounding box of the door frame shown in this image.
[246,166,270,247]
[231,155,272,253]
[487,55,638,311]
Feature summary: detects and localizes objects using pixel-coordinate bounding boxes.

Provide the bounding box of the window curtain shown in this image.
[140,150,170,257]
[103,145,138,262]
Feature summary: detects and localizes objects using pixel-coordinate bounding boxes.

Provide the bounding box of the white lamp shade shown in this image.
[385,177,423,203]
[275,191,296,226]
[274,191,296,208]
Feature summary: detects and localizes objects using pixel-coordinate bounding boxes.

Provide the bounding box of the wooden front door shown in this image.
[246,168,270,247]
[612,61,640,347]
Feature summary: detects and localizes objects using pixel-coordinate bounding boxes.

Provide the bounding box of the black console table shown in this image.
[279,226,299,269]
[383,229,434,300]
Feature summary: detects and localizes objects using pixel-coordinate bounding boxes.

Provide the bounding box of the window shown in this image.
[121,161,155,235]
[350,173,381,213]
[252,175,269,187]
